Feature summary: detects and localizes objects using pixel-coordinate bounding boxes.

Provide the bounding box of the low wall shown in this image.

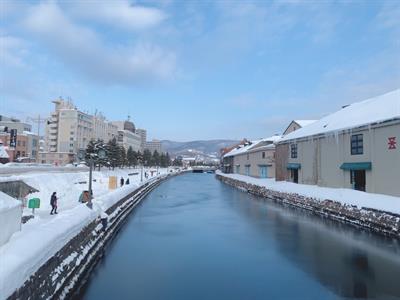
[7,174,177,300]
[216,174,400,238]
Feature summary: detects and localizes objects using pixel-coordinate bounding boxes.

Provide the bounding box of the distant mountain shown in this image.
[161,139,239,158]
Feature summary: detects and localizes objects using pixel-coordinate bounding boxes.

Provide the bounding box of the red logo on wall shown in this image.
[388,137,397,150]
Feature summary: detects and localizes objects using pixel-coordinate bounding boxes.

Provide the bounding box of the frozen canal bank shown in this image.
[77,173,400,300]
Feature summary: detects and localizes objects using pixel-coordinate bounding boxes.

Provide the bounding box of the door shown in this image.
[351,170,366,192]
[259,166,267,178]
[291,169,299,183]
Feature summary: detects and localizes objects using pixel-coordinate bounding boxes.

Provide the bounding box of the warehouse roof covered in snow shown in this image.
[224,135,281,157]
[280,89,400,142]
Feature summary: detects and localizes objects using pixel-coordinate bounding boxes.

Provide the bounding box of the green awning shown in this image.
[340,162,372,171]
[287,163,301,170]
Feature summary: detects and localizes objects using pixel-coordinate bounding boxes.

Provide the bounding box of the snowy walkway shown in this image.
[0,167,177,299]
[217,171,400,215]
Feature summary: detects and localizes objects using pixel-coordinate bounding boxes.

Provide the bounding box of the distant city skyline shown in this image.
[1,1,399,141]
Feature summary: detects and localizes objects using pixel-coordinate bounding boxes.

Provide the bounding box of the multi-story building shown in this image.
[275,89,400,197]
[0,116,39,162]
[42,98,119,164]
[93,112,118,142]
[0,116,32,133]
[145,139,162,154]
[44,99,93,154]
[112,120,142,152]
[135,128,147,151]
[223,136,281,178]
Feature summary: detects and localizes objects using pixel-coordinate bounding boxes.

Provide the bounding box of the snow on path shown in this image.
[0,168,175,299]
[217,171,400,214]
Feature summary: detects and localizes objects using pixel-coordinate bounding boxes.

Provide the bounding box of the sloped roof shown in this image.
[281,89,400,142]
[294,120,317,127]
[224,135,281,157]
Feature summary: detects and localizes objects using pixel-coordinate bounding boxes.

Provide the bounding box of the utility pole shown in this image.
[26,115,46,163]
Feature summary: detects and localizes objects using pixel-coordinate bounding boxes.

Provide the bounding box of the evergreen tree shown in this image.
[166,152,171,166]
[85,139,106,170]
[127,146,137,167]
[173,156,183,166]
[152,150,160,166]
[143,149,152,166]
[118,146,127,168]
[160,152,167,167]
[106,137,119,170]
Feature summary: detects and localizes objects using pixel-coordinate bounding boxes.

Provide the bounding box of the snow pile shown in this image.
[217,171,400,214]
[0,192,22,246]
[281,89,400,141]
[0,205,98,298]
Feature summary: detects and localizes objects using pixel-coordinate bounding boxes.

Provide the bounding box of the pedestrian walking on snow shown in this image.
[50,192,58,215]
[126,178,130,185]
[120,177,125,187]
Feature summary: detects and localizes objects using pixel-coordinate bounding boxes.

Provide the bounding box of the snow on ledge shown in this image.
[216,171,400,215]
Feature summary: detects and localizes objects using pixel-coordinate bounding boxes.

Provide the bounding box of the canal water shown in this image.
[77,173,400,300]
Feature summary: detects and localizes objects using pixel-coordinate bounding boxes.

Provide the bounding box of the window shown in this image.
[291,144,298,158]
[262,152,266,159]
[235,165,240,174]
[351,134,363,155]
[22,141,26,147]
[17,140,21,147]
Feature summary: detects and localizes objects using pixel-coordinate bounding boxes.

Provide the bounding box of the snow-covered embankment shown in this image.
[216,171,400,237]
[0,170,181,300]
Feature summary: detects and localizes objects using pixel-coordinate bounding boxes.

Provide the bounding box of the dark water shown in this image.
[78,173,400,300]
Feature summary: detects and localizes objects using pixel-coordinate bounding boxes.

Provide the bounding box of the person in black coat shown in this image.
[50,192,58,215]
[126,178,130,185]
[120,177,125,187]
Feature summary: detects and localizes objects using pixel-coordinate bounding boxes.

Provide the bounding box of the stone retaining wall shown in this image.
[216,174,400,238]
[8,174,177,300]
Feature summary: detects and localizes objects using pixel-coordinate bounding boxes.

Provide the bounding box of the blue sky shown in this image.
[1,0,399,141]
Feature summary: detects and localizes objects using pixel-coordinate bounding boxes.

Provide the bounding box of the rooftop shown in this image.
[281,89,400,142]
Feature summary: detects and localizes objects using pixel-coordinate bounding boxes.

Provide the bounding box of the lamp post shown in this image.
[78,147,106,208]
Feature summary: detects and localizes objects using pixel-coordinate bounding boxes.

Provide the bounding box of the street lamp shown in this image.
[78,147,106,208]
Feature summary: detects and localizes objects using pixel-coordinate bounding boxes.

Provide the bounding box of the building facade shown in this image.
[112,120,142,152]
[276,89,400,197]
[43,98,119,164]
[145,139,162,154]
[135,128,147,151]
[223,136,281,178]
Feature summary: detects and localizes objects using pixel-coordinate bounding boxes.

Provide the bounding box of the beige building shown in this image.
[224,136,281,178]
[43,98,118,164]
[39,152,75,166]
[145,139,162,154]
[276,89,400,197]
[93,113,118,142]
[112,120,142,152]
[135,128,147,151]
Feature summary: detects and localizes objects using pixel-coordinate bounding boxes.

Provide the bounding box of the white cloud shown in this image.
[66,0,166,31]
[22,1,176,85]
[0,35,28,67]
